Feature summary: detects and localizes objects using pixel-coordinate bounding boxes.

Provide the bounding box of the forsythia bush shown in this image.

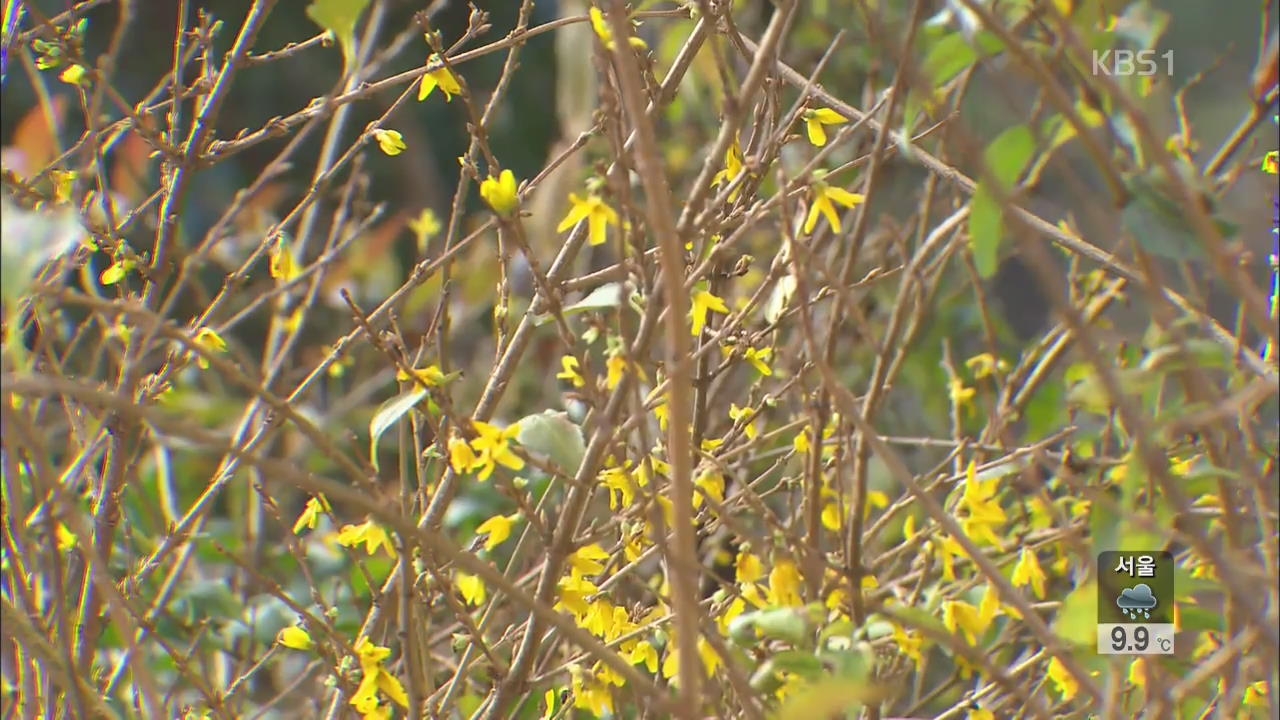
[1,1,1276,719]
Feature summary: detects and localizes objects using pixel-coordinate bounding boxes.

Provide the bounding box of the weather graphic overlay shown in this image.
[1096,551,1175,655]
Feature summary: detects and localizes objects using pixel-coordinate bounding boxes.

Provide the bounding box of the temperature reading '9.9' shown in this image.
[1111,625,1148,652]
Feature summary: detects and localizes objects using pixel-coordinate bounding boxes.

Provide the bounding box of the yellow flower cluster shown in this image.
[956,460,1007,547]
[349,637,409,719]
[448,421,524,481]
[335,519,397,559]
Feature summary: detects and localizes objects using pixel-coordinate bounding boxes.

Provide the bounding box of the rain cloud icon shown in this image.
[1117,583,1158,619]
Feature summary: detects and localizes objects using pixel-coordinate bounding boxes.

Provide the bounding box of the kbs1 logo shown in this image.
[1092,49,1173,76]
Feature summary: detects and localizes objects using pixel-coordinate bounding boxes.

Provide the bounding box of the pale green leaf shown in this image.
[306,0,370,71]
[985,124,1036,191]
[535,282,624,326]
[969,182,1002,278]
[515,411,586,474]
[765,273,797,324]
[369,387,428,471]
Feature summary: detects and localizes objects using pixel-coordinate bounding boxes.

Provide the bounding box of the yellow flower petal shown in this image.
[372,129,406,156]
[480,169,520,217]
[276,626,313,651]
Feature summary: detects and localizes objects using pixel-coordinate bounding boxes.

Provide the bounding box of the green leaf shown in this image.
[1121,175,1204,261]
[985,124,1036,191]
[536,282,624,326]
[922,33,978,87]
[1121,173,1238,262]
[1177,605,1224,633]
[0,198,83,307]
[515,411,586,474]
[766,650,825,680]
[774,678,884,720]
[306,0,370,71]
[970,123,1036,274]
[751,607,811,645]
[1052,580,1096,646]
[765,273,797,324]
[369,387,428,471]
[969,182,1002,278]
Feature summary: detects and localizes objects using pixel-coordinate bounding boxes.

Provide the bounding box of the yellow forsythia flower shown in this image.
[690,289,729,336]
[372,129,406,156]
[276,626,313,651]
[803,174,864,235]
[192,327,229,370]
[480,169,520,218]
[558,192,620,246]
[803,107,848,147]
[419,53,461,101]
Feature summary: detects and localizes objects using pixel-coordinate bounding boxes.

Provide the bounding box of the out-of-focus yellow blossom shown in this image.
[600,464,638,510]
[418,53,461,102]
[775,671,808,702]
[958,460,1006,546]
[556,571,598,618]
[59,64,86,85]
[949,377,976,415]
[99,254,134,283]
[569,663,615,717]
[293,494,331,535]
[350,637,409,715]
[728,403,758,439]
[693,470,724,509]
[558,192,620,246]
[690,289,729,336]
[1244,680,1270,706]
[606,354,626,389]
[55,523,76,551]
[50,169,76,204]
[892,625,924,670]
[965,352,1009,379]
[371,129,406,156]
[1011,546,1047,599]
[626,639,659,673]
[651,392,670,431]
[794,425,813,454]
[803,175,864,235]
[479,169,520,218]
[1046,656,1078,700]
[725,344,773,376]
[397,365,446,386]
[335,520,397,559]
[743,346,773,376]
[736,550,764,585]
[661,635,721,681]
[622,526,646,563]
[448,434,480,474]
[276,626,313,651]
[712,136,746,202]
[767,559,803,607]
[192,327,228,370]
[803,107,848,147]
[408,208,441,253]
[1127,658,1147,689]
[569,543,611,576]
[588,7,648,51]
[468,421,525,480]
[270,237,301,282]
[324,345,353,378]
[556,355,586,387]
[475,513,518,551]
[943,593,997,646]
[456,572,486,606]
